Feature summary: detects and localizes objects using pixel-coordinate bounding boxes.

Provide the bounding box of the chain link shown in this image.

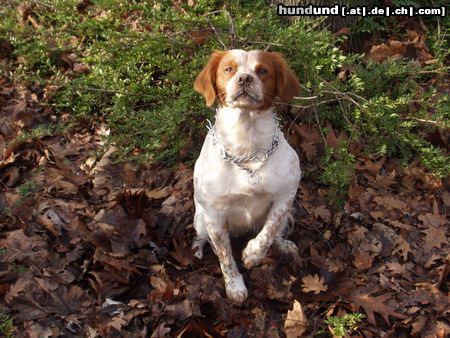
[206,114,281,183]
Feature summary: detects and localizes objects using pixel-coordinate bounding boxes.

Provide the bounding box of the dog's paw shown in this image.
[273,238,298,257]
[242,239,265,269]
[225,274,248,305]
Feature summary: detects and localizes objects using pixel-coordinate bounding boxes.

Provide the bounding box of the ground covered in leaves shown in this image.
[1,2,449,338]
[1,81,449,337]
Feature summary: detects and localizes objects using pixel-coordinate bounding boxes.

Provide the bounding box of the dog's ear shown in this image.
[270,52,300,103]
[194,51,226,106]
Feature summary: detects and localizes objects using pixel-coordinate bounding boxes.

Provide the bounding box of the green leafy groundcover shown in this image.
[1,0,448,188]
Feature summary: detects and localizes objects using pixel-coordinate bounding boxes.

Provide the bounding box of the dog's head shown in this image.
[194,49,300,110]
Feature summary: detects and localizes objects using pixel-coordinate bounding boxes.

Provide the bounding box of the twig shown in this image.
[225,10,237,49]
[292,95,319,100]
[243,41,282,47]
[300,83,313,94]
[0,71,161,99]
[285,97,347,133]
[70,85,158,98]
[205,10,229,50]
[404,117,440,125]
[313,106,327,145]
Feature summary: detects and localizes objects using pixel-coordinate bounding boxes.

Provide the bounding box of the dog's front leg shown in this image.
[242,192,296,269]
[204,215,248,305]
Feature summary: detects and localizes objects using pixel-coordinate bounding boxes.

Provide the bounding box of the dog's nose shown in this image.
[237,74,253,86]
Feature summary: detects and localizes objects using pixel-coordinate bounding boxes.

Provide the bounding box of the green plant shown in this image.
[320,142,356,205]
[324,312,365,337]
[1,0,448,201]
[17,181,41,197]
[0,310,14,338]
[12,264,28,273]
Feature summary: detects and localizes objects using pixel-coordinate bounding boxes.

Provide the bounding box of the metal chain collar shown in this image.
[206,113,281,185]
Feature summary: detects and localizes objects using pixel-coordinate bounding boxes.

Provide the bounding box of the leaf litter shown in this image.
[0,9,449,338]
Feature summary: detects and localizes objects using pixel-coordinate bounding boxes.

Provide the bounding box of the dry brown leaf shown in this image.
[300,141,317,162]
[375,169,396,188]
[150,276,174,301]
[170,239,195,267]
[188,29,213,45]
[386,261,407,275]
[325,123,347,148]
[165,299,192,320]
[146,186,171,200]
[422,225,447,252]
[441,191,450,207]
[284,300,308,338]
[350,290,407,325]
[418,212,446,228]
[312,205,331,223]
[301,274,327,294]
[367,43,392,62]
[373,195,407,211]
[294,124,321,144]
[151,322,171,338]
[356,158,385,176]
[393,235,411,260]
[353,249,373,270]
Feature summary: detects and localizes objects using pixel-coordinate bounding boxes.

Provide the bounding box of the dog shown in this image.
[192,49,301,305]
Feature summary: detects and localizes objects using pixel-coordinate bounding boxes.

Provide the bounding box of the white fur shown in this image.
[224,50,265,107]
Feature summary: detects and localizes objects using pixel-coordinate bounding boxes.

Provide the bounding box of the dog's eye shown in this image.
[257,68,268,75]
[224,66,233,72]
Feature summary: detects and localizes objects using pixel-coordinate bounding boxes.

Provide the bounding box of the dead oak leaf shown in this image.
[301,274,327,294]
[386,261,407,275]
[373,195,407,211]
[356,158,385,176]
[294,124,321,144]
[325,123,347,148]
[350,290,407,325]
[353,249,373,270]
[312,205,331,223]
[393,235,411,260]
[169,239,195,267]
[418,212,446,228]
[300,141,317,162]
[375,169,396,188]
[150,276,174,301]
[284,299,308,338]
[6,277,94,321]
[422,225,447,252]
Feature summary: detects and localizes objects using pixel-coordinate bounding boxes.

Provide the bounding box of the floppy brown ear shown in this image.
[271,52,300,103]
[194,51,226,106]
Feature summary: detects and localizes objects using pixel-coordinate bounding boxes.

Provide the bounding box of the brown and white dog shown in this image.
[192,50,301,304]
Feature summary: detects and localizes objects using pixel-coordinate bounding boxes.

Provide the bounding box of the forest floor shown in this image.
[1,3,449,338]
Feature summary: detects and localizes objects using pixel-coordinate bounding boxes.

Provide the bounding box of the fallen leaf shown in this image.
[165,299,192,320]
[325,123,347,148]
[150,276,174,301]
[373,195,407,210]
[393,235,411,260]
[422,225,447,252]
[284,300,308,338]
[350,290,407,325]
[301,274,327,294]
[170,239,195,267]
[300,141,317,162]
[312,205,331,223]
[151,322,171,338]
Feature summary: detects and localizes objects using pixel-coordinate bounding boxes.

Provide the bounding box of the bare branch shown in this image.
[205,11,228,50]
[205,10,237,50]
